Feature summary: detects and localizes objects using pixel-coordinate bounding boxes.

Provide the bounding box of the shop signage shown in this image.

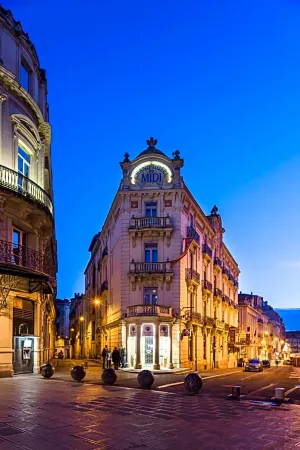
[160,325,168,337]
[142,325,153,337]
[130,325,137,337]
[131,161,172,186]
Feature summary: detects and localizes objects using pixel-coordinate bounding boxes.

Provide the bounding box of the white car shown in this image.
[245,358,263,372]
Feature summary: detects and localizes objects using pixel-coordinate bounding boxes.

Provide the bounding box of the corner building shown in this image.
[84,138,239,370]
[0,7,57,376]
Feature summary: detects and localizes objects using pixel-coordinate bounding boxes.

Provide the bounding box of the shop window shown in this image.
[143,287,158,305]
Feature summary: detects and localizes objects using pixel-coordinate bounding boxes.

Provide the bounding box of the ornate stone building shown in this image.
[238,293,286,361]
[0,7,57,375]
[78,138,240,371]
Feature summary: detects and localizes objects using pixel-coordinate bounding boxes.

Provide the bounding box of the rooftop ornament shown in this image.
[146,137,157,149]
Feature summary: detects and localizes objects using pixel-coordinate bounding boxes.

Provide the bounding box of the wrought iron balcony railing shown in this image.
[126,304,172,317]
[184,310,203,324]
[129,216,172,229]
[214,256,222,268]
[214,287,223,298]
[202,244,213,258]
[0,239,55,277]
[202,279,213,292]
[0,164,53,216]
[204,316,214,327]
[100,280,108,293]
[187,226,200,244]
[185,268,200,284]
[222,294,230,304]
[129,261,172,274]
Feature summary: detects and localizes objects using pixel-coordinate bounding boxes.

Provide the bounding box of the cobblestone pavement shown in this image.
[0,376,299,449]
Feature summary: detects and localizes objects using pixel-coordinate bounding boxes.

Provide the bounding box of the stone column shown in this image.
[135,324,142,369]
[0,294,14,377]
[154,323,160,370]
[168,323,174,369]
[125,323,130,368]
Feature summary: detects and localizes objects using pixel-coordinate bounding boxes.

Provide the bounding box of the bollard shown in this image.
[137,370,155,389]
[102,368,117,385]
[40,363,55,379]
[184,373,203,395]
[71,365,86,382]
[275,388,285,401]
[231,386,241,399]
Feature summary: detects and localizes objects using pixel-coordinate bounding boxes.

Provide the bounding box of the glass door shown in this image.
[18,146,30,191]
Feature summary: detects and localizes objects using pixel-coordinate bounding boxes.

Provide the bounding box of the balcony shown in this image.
[187,226,200,245]
[213,256,222,271]
[0,239,55,278]
[185,268,200,286]
[222,294,230,305]
[129,216,173,247]
[126,304,172,318]
[101,247,108,261]
[0,165,53,216]
[202,243,213,261]
[129,260,173,289]
[214,318,225,330]
[258,318,263,324]
[214,287,223,299]
[100,280,108,294]
[204,316,214,327]
[222,267,230,278]
[184,310,203,324]
[202,279,213,294]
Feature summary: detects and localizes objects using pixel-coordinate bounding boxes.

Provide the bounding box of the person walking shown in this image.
[101,345,108,369]
[121,347,126,368]
[112,347,121,370]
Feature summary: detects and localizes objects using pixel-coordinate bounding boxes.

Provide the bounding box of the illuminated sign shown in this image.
[131,161,172,186]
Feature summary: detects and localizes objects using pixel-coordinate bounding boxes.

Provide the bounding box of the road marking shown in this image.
[246,383,275,396]
[157,371,240,389]
[285,386,300,397]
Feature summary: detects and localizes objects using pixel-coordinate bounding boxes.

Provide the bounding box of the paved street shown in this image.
[51,360,300,404]
[1,368,300,449]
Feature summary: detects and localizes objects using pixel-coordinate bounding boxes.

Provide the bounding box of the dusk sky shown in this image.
[6,0,300,308]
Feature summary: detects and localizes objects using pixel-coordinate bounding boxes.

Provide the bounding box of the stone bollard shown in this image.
[231,386,241,399]
[275,388,285,402]
[71,365,86,382]
[40,363,55,379]
[102,368,117,385]
[184,373,203,395]
[137,370,155,389]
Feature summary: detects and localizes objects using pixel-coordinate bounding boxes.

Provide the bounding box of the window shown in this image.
[18,146,30,190]
[144,287,158,305]
[145,202,157,217]
[203,334,207,360]
[92,321,95,341]
[20,62,30,91]
[144,244,158,262]
[12,229,26,265]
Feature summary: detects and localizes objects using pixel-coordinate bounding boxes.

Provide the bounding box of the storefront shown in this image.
[127,322,171,369]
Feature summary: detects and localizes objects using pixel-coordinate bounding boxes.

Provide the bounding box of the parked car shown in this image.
[262,360,271,368]
[245,358,263,372]
[283,360,291,365]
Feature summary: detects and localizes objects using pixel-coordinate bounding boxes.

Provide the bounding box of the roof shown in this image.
[135,137,167,159]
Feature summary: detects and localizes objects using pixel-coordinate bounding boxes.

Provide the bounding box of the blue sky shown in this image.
[6,0,300,308]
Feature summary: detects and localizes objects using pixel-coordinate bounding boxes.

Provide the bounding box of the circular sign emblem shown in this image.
[131,161,172,186]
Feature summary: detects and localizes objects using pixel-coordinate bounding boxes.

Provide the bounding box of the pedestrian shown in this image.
[101,345,108,369]
[121,347,126,368]
[112,347,121,370]
[276,359,279,367]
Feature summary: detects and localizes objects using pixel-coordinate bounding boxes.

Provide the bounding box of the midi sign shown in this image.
[131,161,172,186]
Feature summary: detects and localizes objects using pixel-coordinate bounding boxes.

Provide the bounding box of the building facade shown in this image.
[55,299,71,358]
[286,331,300,356]
[238,293,286,361]
[0,7,57,376]
[77,138,240,371]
